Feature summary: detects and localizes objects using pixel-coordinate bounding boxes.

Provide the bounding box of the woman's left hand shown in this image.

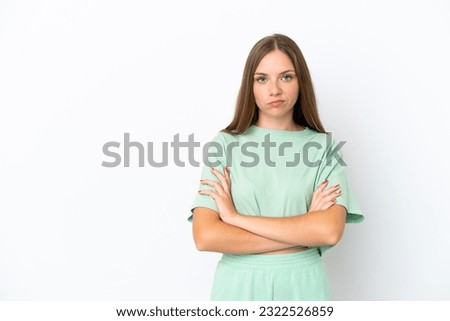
[198,167,239,224]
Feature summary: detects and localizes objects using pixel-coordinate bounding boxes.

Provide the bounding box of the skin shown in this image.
[253,49,302,131]
[192,50,346,255]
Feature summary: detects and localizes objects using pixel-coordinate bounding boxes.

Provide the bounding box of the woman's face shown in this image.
[253,50,299,123]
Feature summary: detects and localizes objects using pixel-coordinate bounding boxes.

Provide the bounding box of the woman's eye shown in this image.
[281,74,293,81]
[255,76,267,83]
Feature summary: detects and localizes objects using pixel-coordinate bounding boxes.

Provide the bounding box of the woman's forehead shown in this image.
[255,50,295,73]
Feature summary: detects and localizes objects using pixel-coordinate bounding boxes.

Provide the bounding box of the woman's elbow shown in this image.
[193,234,209,252]
[192,208,222,251]
[322,206,346,246]
[324,232,342,246]
[193,228,215,252]
[323,224,345,246]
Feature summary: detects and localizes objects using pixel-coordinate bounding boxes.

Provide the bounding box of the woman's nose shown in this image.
[269,81,282,96]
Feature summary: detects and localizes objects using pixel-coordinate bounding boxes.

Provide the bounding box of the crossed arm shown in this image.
[193,207,303,254]
[192,167,346,254]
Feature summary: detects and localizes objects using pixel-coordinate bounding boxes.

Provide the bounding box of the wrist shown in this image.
[231,211,248,229]
[226,210,242,226]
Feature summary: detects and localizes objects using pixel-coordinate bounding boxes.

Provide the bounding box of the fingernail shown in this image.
[198,190,202,193]
[323,179,328,184]
[225,166,229,172]
[335,184,340,188]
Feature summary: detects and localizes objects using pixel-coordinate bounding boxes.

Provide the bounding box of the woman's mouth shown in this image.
[268,100,285,107]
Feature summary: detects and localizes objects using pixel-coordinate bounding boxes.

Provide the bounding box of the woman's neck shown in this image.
[255,118,303,131]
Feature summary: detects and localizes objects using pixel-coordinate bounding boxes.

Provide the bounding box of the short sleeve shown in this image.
[188,132,227,222]
[313,136,364,255]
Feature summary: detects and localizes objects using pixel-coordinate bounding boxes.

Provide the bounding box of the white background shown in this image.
[1,0,449,300]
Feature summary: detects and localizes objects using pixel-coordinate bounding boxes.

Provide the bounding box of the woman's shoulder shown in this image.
[202,129,239,149]
[214,129,243,142]
[305,128,329,141]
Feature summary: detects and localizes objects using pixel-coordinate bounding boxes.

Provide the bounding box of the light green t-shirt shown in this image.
[189,124,364,255]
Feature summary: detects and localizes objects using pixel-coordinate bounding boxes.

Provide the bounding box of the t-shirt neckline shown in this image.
[245,124,311,138]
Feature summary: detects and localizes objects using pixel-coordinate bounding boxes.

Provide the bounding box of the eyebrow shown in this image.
[254,69,296,76]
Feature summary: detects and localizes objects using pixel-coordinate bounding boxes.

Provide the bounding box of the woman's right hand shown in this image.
[308,179,341,212]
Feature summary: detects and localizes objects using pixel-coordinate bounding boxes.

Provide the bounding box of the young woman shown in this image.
[189,34,364,300]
